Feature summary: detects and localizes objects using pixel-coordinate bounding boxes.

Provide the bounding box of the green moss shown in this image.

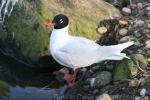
[8,0,51,56]
[113,59,131,81]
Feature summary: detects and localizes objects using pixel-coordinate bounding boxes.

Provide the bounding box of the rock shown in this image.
[131,7,139,16]
[143,29,150,33]
[145,40,150,49]
[89,71,112,88]
[134,54,148,69]
[147,49,150,55]
[134,32,141,38]
[92,89,99,95]
[129,79,141,87]
[91,65,100,72]
[122,7,131,15]
[106,64,114,70]
[139,77,146,86]
[119,36,136,43]
[113,59,130,81]
[129,61,138,76]
[146,11,150,19]
[96,93,112,100]
[137,3,143,9]
[119,20,128,27]
[83,85,90,91]
[97,27,107,34]
[135,96,149,100]
[134,20,145,27]
[134,41,141,46]
[111,95,122,100]
[80,68,87,72]
[119,28,128,36]
[140,88,150,96]
[146,6,150,11]
[145,23,150,29]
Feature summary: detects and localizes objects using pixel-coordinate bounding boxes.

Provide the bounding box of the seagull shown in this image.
[44,14,134,87]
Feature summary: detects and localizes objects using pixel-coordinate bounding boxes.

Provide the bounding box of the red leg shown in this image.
[64,68,79,88]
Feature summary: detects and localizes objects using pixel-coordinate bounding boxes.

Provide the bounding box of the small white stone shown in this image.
[140,88,146,96]
[96,93,112,100]
[145,40,150,49]
[146,6,150,11]
[119,28,128,36]
[122,7,131,15]
[90,78,95,87]
[137,3,143,9]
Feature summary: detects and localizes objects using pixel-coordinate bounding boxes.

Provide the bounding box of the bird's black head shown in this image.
[52,14,69,29]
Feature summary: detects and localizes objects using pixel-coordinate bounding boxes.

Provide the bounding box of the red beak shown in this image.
[43,22,55,29]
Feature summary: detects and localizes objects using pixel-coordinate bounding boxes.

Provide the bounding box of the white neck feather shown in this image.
[50,25,71,52]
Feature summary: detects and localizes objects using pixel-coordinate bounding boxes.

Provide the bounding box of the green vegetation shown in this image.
[113,54,148,81]
[7,0,120,57]
[113,59,130,81]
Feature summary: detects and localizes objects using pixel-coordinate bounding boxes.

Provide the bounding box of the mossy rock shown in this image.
[113,59,131,81]
[113,54,148,81]
[0,80,10,96]
[7,0,120,57]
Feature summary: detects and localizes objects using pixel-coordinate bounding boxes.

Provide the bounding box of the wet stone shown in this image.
[145,23,150,29]
[146,6,150,11]
[105,64,114,70]
[134,32,141,38]
[119,28,128,36]
[131,8,139,16]
[145,40,150,49]
[146,11,150,18]
[90,71,112,88]
[119,36,136,43]
[91,65,100,72]
[143,29,150,33]
[147,49,150,56]
[134,20,145,27]
[92,89,99,95]
[83,85,90,91]
[137,3,143,9]
[122,7,131,15]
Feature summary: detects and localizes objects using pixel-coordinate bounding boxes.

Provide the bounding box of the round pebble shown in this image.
[119,28,128,36]
[122,7,131,15]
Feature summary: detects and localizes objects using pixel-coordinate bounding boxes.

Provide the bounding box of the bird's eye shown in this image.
[60,19,63,23]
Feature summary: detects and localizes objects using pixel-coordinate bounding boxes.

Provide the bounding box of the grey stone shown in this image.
[106,65,114,70]
[119,36,136,43]
[134,32,141,38]
[147,50,150,55]
[91,65,100,72]
[134,41,141,46]
[131,8,139,16]
[90,71,112,88]
[146,11,150,18]
[119,28,128,36]
[122,7,131,15]
[143,29,150,33]
[134,20,145,27]
[137,3,143,9]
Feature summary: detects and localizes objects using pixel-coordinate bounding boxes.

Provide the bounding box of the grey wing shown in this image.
[56,37,101,68]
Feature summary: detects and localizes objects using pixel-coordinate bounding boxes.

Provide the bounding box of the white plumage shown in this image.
[50,25,134,68]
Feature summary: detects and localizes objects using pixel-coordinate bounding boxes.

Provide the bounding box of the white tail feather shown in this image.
[101,41,134,61]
